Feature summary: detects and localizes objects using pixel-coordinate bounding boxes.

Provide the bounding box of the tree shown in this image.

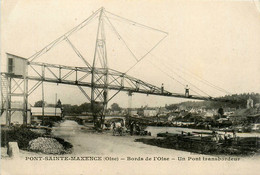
[165,104,178,111]
[218,107,224,117]
[93,102,103,113]
[79,102,91,113]
[56,99,62,108]
[111,103,121,111]
[34,100,46,107]
[62,104,80,114]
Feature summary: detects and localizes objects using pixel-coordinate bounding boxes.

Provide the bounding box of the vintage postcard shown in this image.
[1,0,260,174]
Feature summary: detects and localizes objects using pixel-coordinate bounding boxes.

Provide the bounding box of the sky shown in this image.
[1,0,260,108]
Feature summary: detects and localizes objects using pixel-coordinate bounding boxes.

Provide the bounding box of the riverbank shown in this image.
[2,120,260,157]
[2,120,260,175]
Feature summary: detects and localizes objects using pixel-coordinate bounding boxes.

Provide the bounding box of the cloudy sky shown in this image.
[1,0,260,108]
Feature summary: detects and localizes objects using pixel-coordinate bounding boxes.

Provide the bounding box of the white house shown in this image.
[144,109,158,117]
[31,107,62,124]
[31,107,62,117]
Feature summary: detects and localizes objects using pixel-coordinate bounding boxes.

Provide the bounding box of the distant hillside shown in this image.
[165,93,260,110]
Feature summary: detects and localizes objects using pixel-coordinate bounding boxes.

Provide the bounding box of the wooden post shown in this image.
[23,77,28,125]
[6,77,11,126]
[42,66,45,125]
[42,81,44,125]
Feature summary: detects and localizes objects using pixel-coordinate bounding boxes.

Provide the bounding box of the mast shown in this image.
[91,7,108,128]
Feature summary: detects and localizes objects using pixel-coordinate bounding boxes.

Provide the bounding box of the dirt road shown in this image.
[51,120,190,156]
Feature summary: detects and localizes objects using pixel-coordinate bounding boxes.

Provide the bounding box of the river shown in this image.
[146,126,260,137]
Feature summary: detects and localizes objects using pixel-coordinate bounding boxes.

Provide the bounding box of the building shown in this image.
[130,110,138,116]
[31,107,62,124]
[143,109,158,117]
[204,110,216,118]
[7,53,28,76]
[247,97,254,109]
[247,114,260,124]
[109,110,121,115]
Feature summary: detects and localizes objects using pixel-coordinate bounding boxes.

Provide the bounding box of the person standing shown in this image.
[161,83,164,93]
[185,85,190,97]
[130,121,134,136]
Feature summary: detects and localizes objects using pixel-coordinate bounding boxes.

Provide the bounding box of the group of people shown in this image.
[112,120,125,136]
[212,131,237,143]
[129,121,141,136]
[111,120,148,136]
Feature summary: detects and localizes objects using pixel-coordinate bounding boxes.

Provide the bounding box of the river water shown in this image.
[53,120,260,138]
[146,126,260,137]
[49,120,260,159]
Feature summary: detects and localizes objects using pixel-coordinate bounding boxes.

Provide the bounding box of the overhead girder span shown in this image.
[1,7,233,128]
[6,61,226,102]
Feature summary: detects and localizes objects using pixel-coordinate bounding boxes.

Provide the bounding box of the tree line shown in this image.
[165,93,260,110]
[34,100,122,115]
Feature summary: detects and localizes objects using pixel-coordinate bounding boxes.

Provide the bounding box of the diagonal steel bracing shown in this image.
[2,62,221,102]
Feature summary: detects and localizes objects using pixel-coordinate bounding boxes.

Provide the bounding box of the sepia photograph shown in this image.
[1,0,260,174]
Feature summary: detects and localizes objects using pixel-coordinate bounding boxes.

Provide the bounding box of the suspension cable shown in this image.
[153,56,227,96]
[125,34,168,74]
[148,60,203,96]
[103,13,139,62]
[29,8,102,62]
[161,56,232,95]
[119,30,211,97]
[102,10,168,74]
[153,49,232,95]
[105,10,168,35]
[65,37,92,68]
[132,31,230,96]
